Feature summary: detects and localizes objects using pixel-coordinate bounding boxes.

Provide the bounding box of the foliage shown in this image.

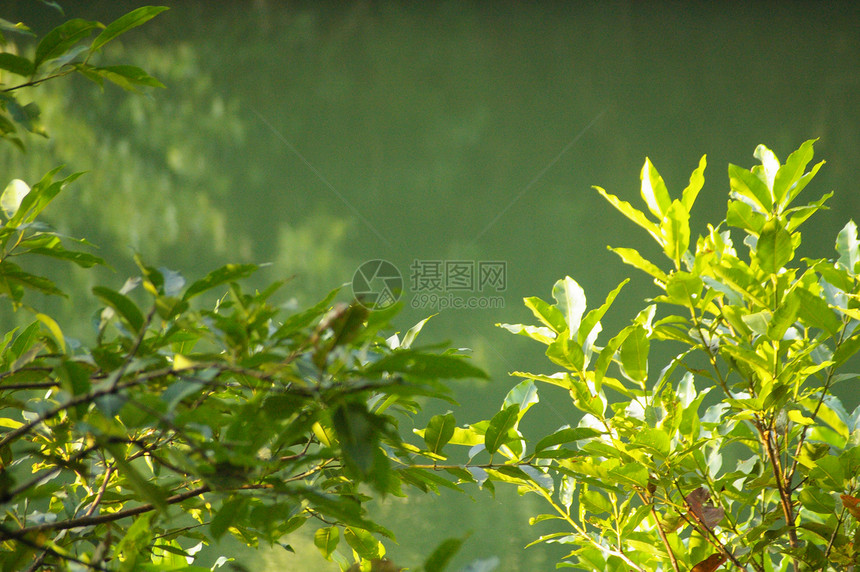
[421,140,860,571]
[0,6,489,571]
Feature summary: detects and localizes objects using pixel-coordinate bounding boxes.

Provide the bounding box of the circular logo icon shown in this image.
[352,260,403,310]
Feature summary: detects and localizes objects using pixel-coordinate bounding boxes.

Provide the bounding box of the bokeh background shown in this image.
[2,1,859,569]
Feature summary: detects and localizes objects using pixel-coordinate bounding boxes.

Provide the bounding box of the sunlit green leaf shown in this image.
[681,154,707,211]
[314,526,340,560]
[552,276,587,337]
[773,139,816,207]
[729,162,772,213]
[836,220,859,273]
[594,185,662,243]
[524,296,567,334]
[619,325,648,382]
[755,218,793,274]
[640,157,670,218]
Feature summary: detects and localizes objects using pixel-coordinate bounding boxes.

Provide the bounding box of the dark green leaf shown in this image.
[88,65,165,92]
[90,6,169,53]
[210,496,247,540]
[484,405,519,455]
[365,350,487,379]
[0,53,33,76]
[93,286,144,332]
[423,536,468,572]
[424,413,456,455]
[534,427,600,453]
[182,263,258,300]
[34,18,99,70]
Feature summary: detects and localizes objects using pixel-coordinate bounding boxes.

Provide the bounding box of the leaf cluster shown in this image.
[423,140,860,571]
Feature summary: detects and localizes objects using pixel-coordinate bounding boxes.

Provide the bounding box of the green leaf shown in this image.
[809,455,844,489]
[594,185,662,243]
[755,218,793,274]
[729,162,772,213]
[496,322,555,345]
[546,333,584,371]
[88,65,165,92]
[661,200,690,263]
[0,178,30,218]
[794,287,841,339]
[34,18,99,71]
[93,286,144,332]
[365,350,487,379]
[503,379,539,420]
[577,279,628,347]
[9,168,85,228]
[726,199,766,235]
[210,496,247,540]
[773,139,816,207]
[26,245,105,268]
[182,263,258,300]
[343,527,381,560]
[314,526,340,560]
[524,296,567,334]
[0,53,33,76]
[423,536,468,572]
[768,289,800,340]
[552,276,587,336]
[424,413,456,455]
[90,6,169,52]
[534,427,601,453]
[36,312,65,353]
[0,260,64,298]
[619,325,649,382]
[114,513,153,570]
[332,402,379,476]
[608,247,669,282]
[640,157,671,218]
[681,154,707,211]
[484,405,519,455]
[836,220,859,273]
[107,444,167,513]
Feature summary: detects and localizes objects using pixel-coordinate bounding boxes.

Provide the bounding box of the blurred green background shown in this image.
[2,1,859,569]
